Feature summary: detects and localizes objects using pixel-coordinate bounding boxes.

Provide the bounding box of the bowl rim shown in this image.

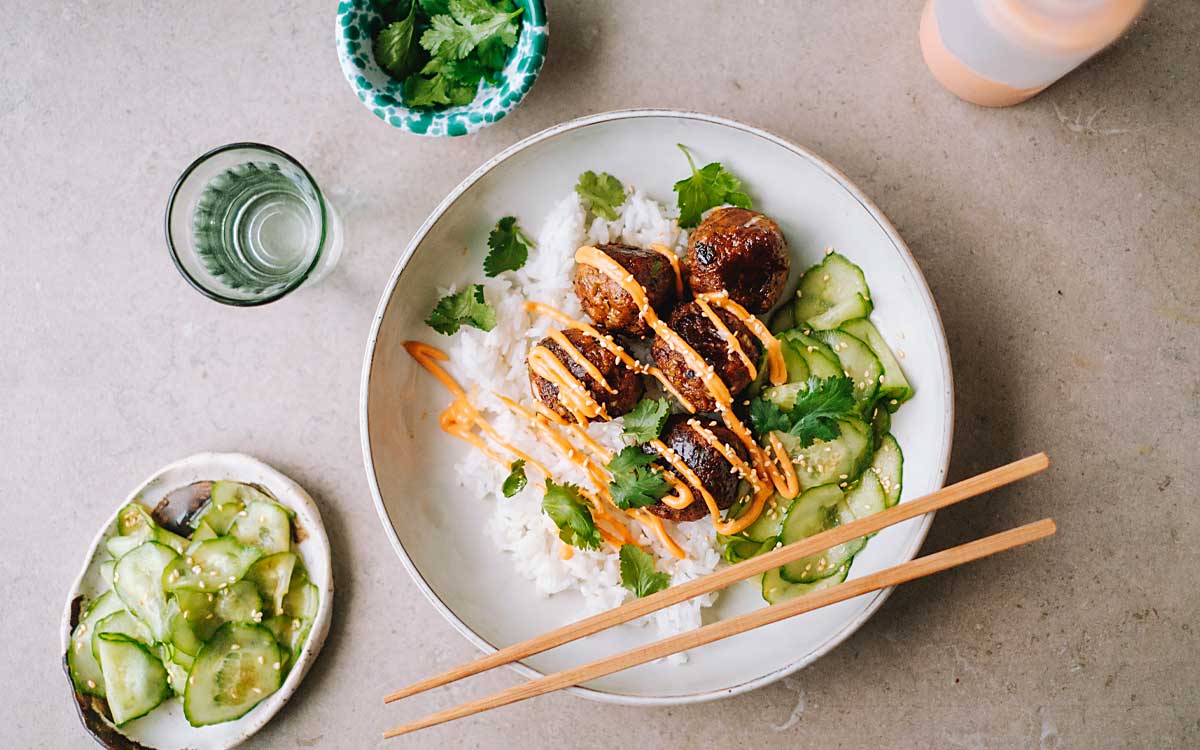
[59,452,334,748]
[333,0,549,137]
[359,108,955,705]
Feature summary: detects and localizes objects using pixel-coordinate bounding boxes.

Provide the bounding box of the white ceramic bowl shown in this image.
[360,110,953,704]
[60,452,333,749]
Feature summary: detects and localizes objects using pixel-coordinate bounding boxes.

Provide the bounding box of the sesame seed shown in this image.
[86,680,96,689]
[273,662,281,670]
[191,565,201,574]
[231,644,240,651]
[199,581,206,589]
[823,274,830,281]
[228,576,237,583]
[189,676,195,685]
[252,687,262,694]
[113,574,120,583]
[206,613,214,620]
[258,656,265,664]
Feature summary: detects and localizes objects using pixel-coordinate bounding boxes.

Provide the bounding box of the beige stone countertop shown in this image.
[2,1,1197,747]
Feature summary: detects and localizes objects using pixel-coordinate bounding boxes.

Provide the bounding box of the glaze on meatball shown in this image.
[685,207,790,313]
[528,328,643,422]
[643,415,748,522]
[573,243,679,336]
[650,301,763,413]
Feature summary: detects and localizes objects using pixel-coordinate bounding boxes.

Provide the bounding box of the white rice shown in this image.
[441,186,722,647]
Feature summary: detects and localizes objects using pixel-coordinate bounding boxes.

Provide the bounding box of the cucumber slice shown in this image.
[839,318,913,404]
[113,541,178,641]
[813,329,882,413]
[762,382,803,411]
[845,470,887,520]
[99,559,116,588]
[869,402,891,444]
[281,568,318,622]
[245,552,297,616]
[721,535,777,564]
[68,591,125,697]
[106,535,142,560]
[780,340,810,382]
[778,331,843,378]
[762,562,849,604]
[870,433,904,507]
[739,494,787,543]
[779,486,864,582]
[211,480,275,507]
[116,503,188,553]
[187,522,219,553]
[95,633,171,726]
[264,615,312,669]
[163,537,261,593]
[794,253,874,330]
[779,417,873,491]
[175,590,221,641]
[165,656,190,697]
[184,623,283,727]
[171,646,195,670]
[214,580,264,624]
[230,500,292,556]
[165,597,204,656]
[91,610,154,663]
[193,500,244,536]
[768,304,796,334]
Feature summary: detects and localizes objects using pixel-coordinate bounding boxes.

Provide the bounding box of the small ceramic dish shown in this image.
[60,453,333,750]
[334,0,549,137]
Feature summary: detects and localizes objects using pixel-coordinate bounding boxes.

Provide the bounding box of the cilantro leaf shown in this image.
[619,544,671,598]
[749,376,856,447]
[374,4,423,79]
[417,0,451,15]
[425,284,496,335]
[420,0,522,60]
[575,171,627,221]
[542,480,602,550]
[484,216,531,276]
[622,397,671,443]
[748,397,791,436]
[501,459,527,497]
[606,446,670,510]
[672,144,753,228]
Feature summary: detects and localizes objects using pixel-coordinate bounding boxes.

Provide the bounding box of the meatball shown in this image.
[685,207,790,313]
[644,415,749,522]
[528,327,643,422]
[650,301,763,413]
[573,243,679,336]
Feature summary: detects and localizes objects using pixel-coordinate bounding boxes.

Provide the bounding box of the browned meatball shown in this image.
[528,328,643,422]
[685,207,790,313]
[573,243,678,336]
[650,301,762,413]
[644,415,749,522]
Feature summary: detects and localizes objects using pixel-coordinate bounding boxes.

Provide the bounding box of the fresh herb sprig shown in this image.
[619,544,670,598]
[606,446,671,510]
[542,480,602,550]
[501,459,527,497]
[371,0,523,109]
[575,171,626,221]
[484,216,532,276]
[425,284,497,335]
[621,397,671,444]
[748,376,856,447]
[673,144,752,228]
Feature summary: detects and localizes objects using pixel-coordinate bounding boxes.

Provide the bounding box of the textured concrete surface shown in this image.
[2,1,1197,748]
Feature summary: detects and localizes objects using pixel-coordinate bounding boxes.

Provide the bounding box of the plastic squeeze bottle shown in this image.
[919,0,1146,107]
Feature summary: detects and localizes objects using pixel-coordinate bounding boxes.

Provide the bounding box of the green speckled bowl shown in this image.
[335,0,548,137]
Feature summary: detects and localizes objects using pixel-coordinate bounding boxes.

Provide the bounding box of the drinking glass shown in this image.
[165,143,343,305]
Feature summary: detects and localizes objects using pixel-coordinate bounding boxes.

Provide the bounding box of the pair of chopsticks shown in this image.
[383,453,1053,739]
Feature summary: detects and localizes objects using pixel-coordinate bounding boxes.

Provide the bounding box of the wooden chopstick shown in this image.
[383,453,1049,704]
[384,517,1056,738]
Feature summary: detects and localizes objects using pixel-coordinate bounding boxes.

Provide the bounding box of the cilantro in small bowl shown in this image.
[335,0,548,137]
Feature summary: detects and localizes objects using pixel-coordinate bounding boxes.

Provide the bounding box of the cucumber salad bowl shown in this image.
[60,453,333,750]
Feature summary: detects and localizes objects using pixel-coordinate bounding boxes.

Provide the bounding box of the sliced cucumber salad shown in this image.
[726,252,912,603]
[68,481,318,727]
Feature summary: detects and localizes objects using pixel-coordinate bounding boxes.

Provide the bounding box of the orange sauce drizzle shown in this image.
[527,344,607,425]
[695,291,787,387]
[694,296,757,381]
[648,243,684,299]
[523,301,695,411]
[546,329,616,394]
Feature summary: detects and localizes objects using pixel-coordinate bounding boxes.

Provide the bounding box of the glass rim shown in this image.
[164,141,331,307]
